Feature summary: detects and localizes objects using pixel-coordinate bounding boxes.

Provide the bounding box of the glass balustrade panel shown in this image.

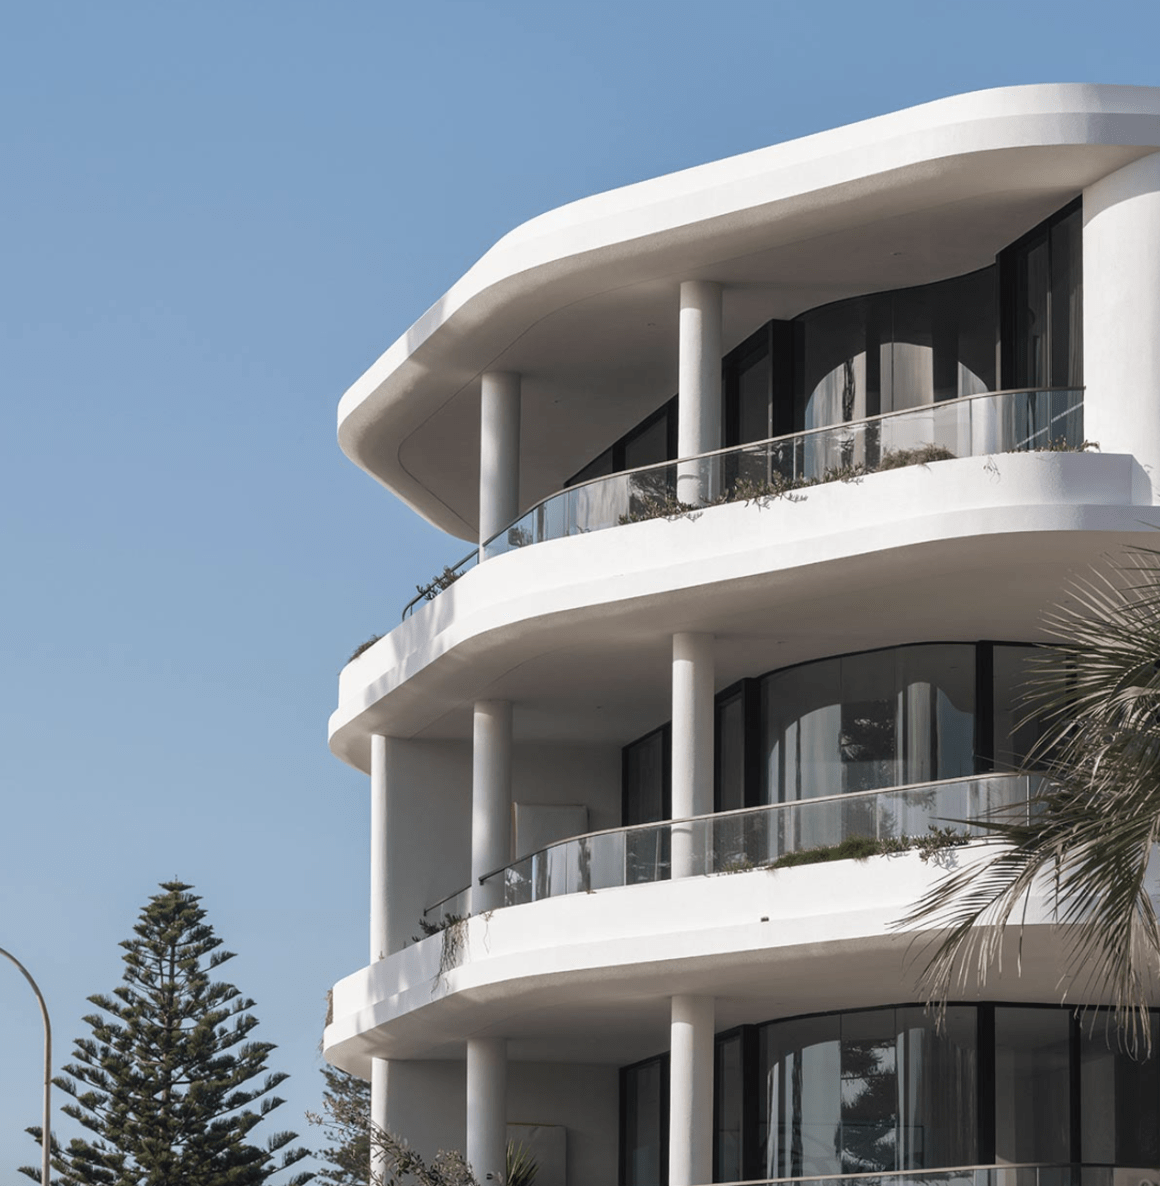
[465,389,1085,586]
[482,775,1034,907]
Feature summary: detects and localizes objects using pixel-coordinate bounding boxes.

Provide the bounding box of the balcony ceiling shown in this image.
[336,84,1160,540]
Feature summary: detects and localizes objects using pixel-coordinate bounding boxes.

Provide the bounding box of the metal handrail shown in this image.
[400,385,1085,621]
[709,1164,1115,1186]
[477,770,1039,885]
[422,885,472,922]
[422,771,1039,915]
[400,548,478,621]
[500,385,1085,518]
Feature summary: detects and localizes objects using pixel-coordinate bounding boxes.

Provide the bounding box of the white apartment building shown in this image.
[323,84,1160,1186]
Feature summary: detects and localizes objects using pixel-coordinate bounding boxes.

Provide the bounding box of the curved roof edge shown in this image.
[337,83,1160,534]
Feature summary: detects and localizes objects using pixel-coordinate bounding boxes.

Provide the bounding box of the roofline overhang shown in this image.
[337,83,1160,536]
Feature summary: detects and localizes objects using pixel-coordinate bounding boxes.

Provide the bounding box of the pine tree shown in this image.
[22,880,313,1186]
[307,1064,370,1185]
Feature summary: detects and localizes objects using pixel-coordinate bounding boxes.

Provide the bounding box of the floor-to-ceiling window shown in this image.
[623,643,1044,830]
[1001,200,1083,391]
[620,1005,1160,1186]
[760,1006,978,1179]
[760,644,977,804]
[795,267,997,436]
[621,1054,668,1186]
[623,725,671,882]
[570,200,1081,497]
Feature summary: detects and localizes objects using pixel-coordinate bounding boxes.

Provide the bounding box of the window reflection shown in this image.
[796,268,997,435]
[760,645,975,805]
[994,1008,1071,1163]
[715,1032,745,1183]
[577,203,1081,498]
[622,1056,666,1186]
[759,1008,977,1179]
[623,1005,1160,1186]
[622,643,1045,832]
[1004,202,1082,391]
[1081,1013,1160,1164]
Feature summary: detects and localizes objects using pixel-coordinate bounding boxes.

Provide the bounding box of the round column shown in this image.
[371,1056,389,1184]
[671,633,714,879]
[669,994,715,1186]
[1084,153,1160,501]
[472,700,513,913]
[370,734,389,963]
[677,281,722,505]
[479,371,522,552]
[466,1036,507,1183]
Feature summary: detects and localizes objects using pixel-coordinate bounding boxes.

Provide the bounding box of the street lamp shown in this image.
[0,947,51,1186]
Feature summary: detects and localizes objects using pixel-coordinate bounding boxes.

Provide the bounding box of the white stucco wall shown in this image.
[382,1059,618,1186]
[383,740,620,955]
[335,451,1155,769]
[1084,150,1160,498]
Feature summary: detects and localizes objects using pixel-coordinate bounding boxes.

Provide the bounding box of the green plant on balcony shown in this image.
[1032,436,1100,453]
[618,493,702,525]
[876,442,957,469]
[712,826,974,874]
[416,565,463,601]
[410,913,472,992]
[348,634,384,664]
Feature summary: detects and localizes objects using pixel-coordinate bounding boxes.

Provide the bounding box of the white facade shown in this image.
[324,85,1160,1186]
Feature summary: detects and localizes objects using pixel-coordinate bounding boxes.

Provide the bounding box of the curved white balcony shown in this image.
[323,775,1098,1074]
[403,387,1085,621]
[332,445,1152,771]
[334,84,1160,537]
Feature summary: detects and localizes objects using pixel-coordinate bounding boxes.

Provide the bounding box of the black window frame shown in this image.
[567,395,678,489]
[622,722,672,826]
[998,196,1083,390]
[621,1004,1160,1181]
[619,1051,670,1186]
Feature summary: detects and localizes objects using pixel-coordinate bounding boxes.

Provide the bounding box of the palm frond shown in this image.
[900,546,1160,1052]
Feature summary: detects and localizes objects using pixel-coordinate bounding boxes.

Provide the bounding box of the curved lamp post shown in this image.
[0,947,51,1186]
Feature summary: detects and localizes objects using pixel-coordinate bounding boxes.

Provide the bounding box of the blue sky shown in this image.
[2,0,1159,1178]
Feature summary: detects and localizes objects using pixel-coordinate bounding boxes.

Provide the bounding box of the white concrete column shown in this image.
[370,734,389,963]
[370,1056,389,1185]
[671,633,715,878]
[1084,156,1160,501]
[472,700,513,913]
[479,371,522,552]
[677,281,723,505]
[466,1037,507,1183]
[669,995,715,1186]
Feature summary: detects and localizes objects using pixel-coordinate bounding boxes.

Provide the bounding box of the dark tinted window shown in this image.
[994,1007,1071,1162]
[622,1056,667,1186]
[760,645,975,804]
[759,1007,977,1177]
[1002,201,1083,390]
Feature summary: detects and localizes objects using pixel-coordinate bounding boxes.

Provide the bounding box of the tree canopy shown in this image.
[23,880,313,1186]
[307,1064,369,1186]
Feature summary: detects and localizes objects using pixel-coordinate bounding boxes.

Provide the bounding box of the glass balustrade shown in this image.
[712,1163,1115,1186]
[470,773,1040,910]
[399,388,1083,618]
[419,885,472,931]
[482,388,1084,562]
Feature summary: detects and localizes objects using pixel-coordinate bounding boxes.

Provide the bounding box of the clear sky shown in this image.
[2,0,1159,1178]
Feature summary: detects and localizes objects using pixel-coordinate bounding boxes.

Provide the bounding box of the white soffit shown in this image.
[336,84,1160,538]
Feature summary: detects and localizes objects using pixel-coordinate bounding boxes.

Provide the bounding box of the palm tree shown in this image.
[900,546,1160,1054]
